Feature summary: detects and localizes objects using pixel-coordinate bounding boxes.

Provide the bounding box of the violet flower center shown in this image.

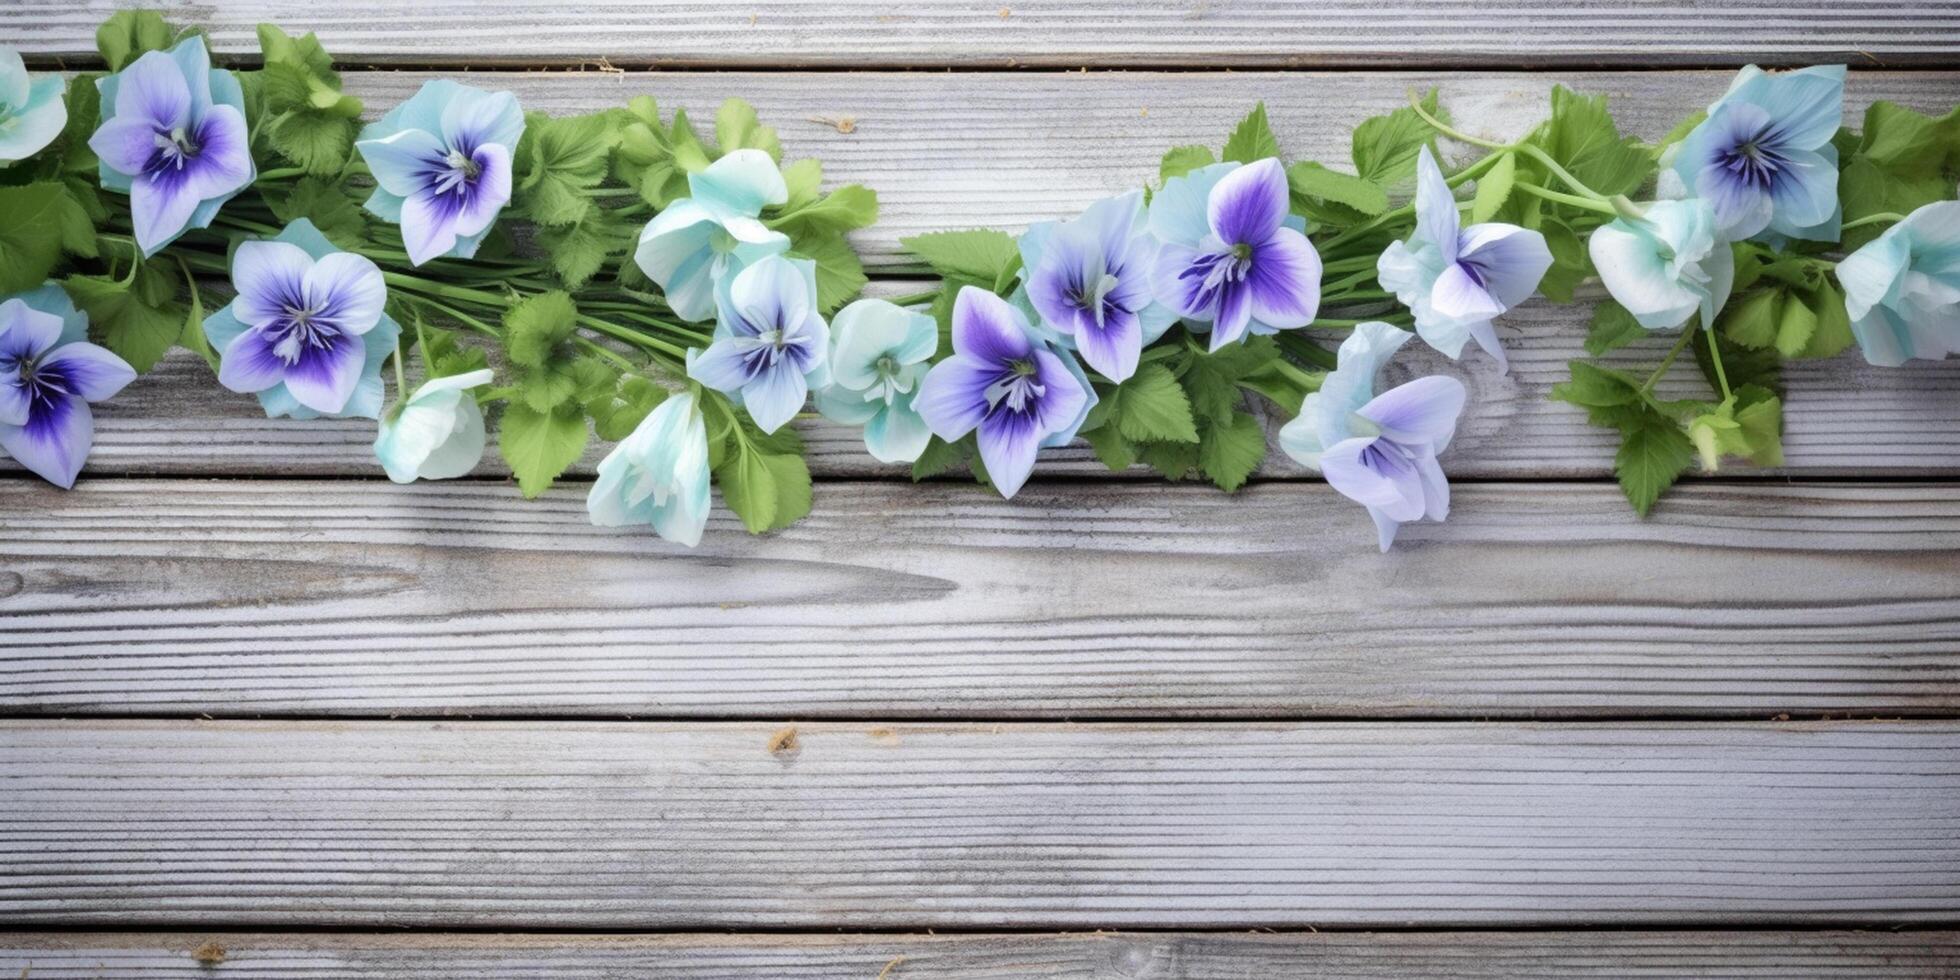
[984,359,1046,414]
[5,355,73,409]
[150,125,199,172]
[1717,132,1790,192]
[429,148,482,197]
[268,305,344,365]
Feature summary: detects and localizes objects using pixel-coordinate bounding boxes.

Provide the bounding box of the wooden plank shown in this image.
[6,71,1956,483]
[4,930,1958,978]
[3,478,1956,718]
[7,1,1959,67]
[3,719,1957,927]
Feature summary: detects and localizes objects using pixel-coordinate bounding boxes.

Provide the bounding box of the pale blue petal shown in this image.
[862,399,934,464]
[689,148,788,215]
[1148,162,1238,248]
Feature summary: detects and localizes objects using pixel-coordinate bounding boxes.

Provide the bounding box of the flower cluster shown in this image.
[5,11,1959,550]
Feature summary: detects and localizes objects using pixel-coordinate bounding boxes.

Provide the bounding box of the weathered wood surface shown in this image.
[4,71,1956,484]
[4,720,1957,927]
[4,479,1956,718]
[4,931,1958,979]
[8,1,1960,67]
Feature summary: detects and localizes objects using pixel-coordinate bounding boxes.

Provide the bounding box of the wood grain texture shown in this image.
[4,719,1958,927]
[4,478,1957,718]
[3,71,1954,484]
[7,1,1960,67]
[4,931,1958,978]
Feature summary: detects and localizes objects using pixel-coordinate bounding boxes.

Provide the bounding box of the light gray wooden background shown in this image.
[3,2,1960,977]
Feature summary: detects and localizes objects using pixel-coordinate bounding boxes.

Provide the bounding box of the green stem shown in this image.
[391,339,408,399]
[1513,181,1618,216]
[256,167,306,182]
[888,288,941,308]
[1703,327,1732,402]
[1841,211,1907,231]
[1640,328,1697,394]
[1513,143,1609,203]
[1407,90,1508,151]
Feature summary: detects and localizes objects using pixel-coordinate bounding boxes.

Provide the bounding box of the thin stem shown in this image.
[1513,181,1618,216]
[1640,328,1697,395]
[1407,90,1508,151]
[1703,327,1732,402]
[1841,211,1906,232]
[887,289,941,308]
[391,339,409,399]
[1514,143,1609,203]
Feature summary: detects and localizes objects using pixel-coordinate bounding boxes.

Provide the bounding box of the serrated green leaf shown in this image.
[790,233,868,314]
[1582,301,1646,357]
[1135,439,1200,481]
[96,10,173,71]
[1160,145,1214,184]
[1550,360,1642,409]
[1470,152,1516,223]
[269,109,356,176]
[587,375,668,442]
[901,229,1020,283]
[1198,411,1266,492]
[0,184,71,294]
[1615,413,1694,517]
[1797,278,1854,359]
[1286,162,1388,216]
[715,98,781,161]
[1222,102,1282,164]
[503,291,579,368]
[1718,288,1782,350]
[1772,287,1818,358]
[63,265,184,373]
[498,402,589,498]
[910,435,967,481]
[1527,85,1652,198]
[1113,363,1199,444]
[517,112,619,227]
[267,177,367,248]
[1081,419,1136,471]
[780,157,823,211]
[769,184,878,236]
[536,211,629,291]
[1352,90,1443,185]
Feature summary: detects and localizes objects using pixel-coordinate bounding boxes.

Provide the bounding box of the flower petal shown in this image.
[1456,223,1552,309]
[216,325,290,394]
[86,115,160,177]
[0,393,91,488]
[689,148,789,215]
[914,355,996,440]
[128,170,202,255]
[1413,146,1460,263]
[1429,262,1505,322]
[183,105,253,201]
[450,142,513,239]
[1753,64,1845,149]
[38,342,136,403]
[400,189,464,266]
[1072,304,1142,382]
[358,128,449,198]
[1207,279,1254,350]
[440,88,524,155]
[305,252,387,337]
[863,400,934,464]
[1357,375,1466,446]
[1147,161,1237,248]
[279,329,367,414]
[976,409,1041,499]
[951,286,1034,364]
[1765,146,1838,229]
[110,51,190,131]
[1245,227,1322,329]
[1207,157,1289,245]
[231,241,315,328]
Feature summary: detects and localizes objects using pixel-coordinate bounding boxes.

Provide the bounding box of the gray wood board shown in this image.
[7,1,1959,67]
[3,931,1958,979]
[4,719,1958,927]
[3,478,1957,718]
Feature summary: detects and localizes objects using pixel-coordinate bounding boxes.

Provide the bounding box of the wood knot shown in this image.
[768,726,800,759]
[191,941,226,965]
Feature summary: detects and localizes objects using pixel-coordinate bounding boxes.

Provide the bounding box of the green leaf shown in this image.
[177,272,215,372]
[1135,439,1200,481]
[1351,90,1443,185]
[0,183,72,294]
[714,98,781,161]
[417,325,490,379]
[498,402,589,498]
[1081,419,1136,471]
[1695,329,1784,398]
[1796,278,1854,360]
[517,112,620,227]
[1550,359,1642,409]
[267,177,368,248]
[1222,102,1282,164]
[587,375,668,442]
[1526,86,1652,198]
[1112,363,1199,444]
[1160,145,1214,184]
[1286,162,1388,216]
[268,109,357,176]
[503,291,579,368]
[1197,411,1266,492]
[910,435,968,481]
[1615,413,1694,517]
[1732,386,1784,467]
[1470,152,1516,223]
[257,23,336,77]
[1837,101,1960,249]
[63,265,184,373]
[1772,286,1819,358]
[715,440,812,533]
[1534,218,1588,303]
[516,358,582,412]
[535,210,630,291]
[1176,336,1271,420]
[1718,288,1782,350]
[97,10,174,71]
[769,184,878,236]
[901,229,1021,283]
[779,158,823,211]
[1583,300,1646,357]
[790,233,868,314]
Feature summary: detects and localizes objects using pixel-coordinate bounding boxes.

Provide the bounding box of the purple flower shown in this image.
[0,295,136,488]
[213,237,390,416]
[87,37,253,256]
[1667,65,1844,242]
[915,286,1089,499]
[686,255,830,435]
[1150,158,1322,351]
[1277,321,1465,551]
[1020,190,1174,381]
[356,80,524,266]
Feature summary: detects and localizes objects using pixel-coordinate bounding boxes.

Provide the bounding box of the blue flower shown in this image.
[915,286,1090,499]
[88,36,253,255]
[812,298,938,464]
[1377,147,1551,370]
[203,219,403,420]
[356,80,524,266]
[1149,158,1322,351]
[374,368,495,482]
[588,390,713,548]
[0,290,136,488]
[1838,201,1960,366]
[1019,190,1176,381]
[0,45,67,163]
[1588,199,1736,331]
[687,254,829,435]
[1278,321,1464,552]
[634,150,793,323]
[1668,64,1844,242]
